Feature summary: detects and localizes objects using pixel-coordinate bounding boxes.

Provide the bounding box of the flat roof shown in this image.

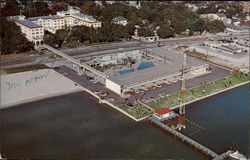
[108,46,207,87]
[73,13,96,21]
[28,15,63,21]
[9,16,42,28]
[16,19,41,28]
[112,16,127,22]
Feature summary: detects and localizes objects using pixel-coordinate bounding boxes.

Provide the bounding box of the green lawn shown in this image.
[119,105,153,119]
[149,74,249,110]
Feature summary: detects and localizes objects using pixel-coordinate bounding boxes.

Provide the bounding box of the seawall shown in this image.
[170,81,250,110]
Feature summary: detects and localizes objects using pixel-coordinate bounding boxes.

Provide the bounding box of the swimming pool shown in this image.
[137,61,155,70]
[114,61,155,75]
[115,68,134,74]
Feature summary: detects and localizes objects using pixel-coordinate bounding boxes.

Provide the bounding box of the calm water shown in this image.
[1,84,249,159]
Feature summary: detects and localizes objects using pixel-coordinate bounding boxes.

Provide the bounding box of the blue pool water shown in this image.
[137,61,155,70]
[115,68,134,74]
[115,61,155,75]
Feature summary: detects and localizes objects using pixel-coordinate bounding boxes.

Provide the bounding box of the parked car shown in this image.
[156,84,162,88]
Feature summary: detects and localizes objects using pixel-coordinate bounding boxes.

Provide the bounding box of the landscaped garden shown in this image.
[119,105,153,119]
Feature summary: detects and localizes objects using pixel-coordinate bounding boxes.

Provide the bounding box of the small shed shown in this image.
[154,107,175,120]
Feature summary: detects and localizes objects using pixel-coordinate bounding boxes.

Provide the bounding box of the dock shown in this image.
[148,116,233,159]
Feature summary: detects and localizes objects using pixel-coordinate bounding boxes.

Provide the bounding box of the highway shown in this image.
[1,32,248,69]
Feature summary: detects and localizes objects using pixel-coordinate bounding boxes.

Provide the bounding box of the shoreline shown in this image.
[58,80,250,122]
[0,88,83,110]
[1,76,248,122]
[170,81,249,111]
[76,82,149,122]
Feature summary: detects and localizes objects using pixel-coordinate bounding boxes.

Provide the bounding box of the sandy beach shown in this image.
[0,69,83,108]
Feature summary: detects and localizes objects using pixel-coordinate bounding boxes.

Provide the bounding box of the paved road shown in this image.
[0,41,202,69]
[2,32,247,64]
[1,32,248,69]
[1,37,204,64]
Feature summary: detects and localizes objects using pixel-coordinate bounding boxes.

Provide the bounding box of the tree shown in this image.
[226,3,243,19]
[71,26,91,43]
[157,25,175,38]
[238,12,247,23]
[80,1,101,17]
[1,18,33,54]
[1,1,19,17]
[112,24,130,41]
[162,8,175,21]
[51,1,68,14]
[226,8,236,19]
[33,2,53,17]
[125,22,136,36]
[138,3,151,20]
[137,27,154,37]
[190,19,206,34]
[43,28,72,48]
[171,20,187,34]
[206,20,225,33]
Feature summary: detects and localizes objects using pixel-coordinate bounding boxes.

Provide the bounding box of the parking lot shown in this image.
[56,63,231,107]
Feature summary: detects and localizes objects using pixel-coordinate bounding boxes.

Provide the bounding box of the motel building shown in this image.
[154,107,176,121]
[8,6,101,45]
[105,47,209,96]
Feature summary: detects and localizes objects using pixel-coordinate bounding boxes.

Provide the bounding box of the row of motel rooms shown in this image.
[8,6,101,45]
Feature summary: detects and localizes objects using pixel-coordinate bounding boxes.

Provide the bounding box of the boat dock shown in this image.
[148,116,233,160]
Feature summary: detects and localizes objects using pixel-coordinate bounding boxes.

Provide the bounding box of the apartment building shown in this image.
[57,6,101,28]
[9,15,44,45]
[28,15,65,34]
[8,6,101,45]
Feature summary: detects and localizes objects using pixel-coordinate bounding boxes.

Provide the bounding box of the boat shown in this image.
[229,150,248,160]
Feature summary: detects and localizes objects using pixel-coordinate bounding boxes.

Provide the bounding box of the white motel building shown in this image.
[8,6,101,45]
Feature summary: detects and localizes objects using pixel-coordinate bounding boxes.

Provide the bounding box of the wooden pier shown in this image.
[148,116,233,159]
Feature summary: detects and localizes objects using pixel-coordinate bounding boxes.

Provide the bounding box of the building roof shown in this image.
[73,13,96,21]
[9,16,42,28]
[155,107,173,115]
[108,47,207,87]
[18,19,41,28]
[28,15,62,21]
[112,16,127,22]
